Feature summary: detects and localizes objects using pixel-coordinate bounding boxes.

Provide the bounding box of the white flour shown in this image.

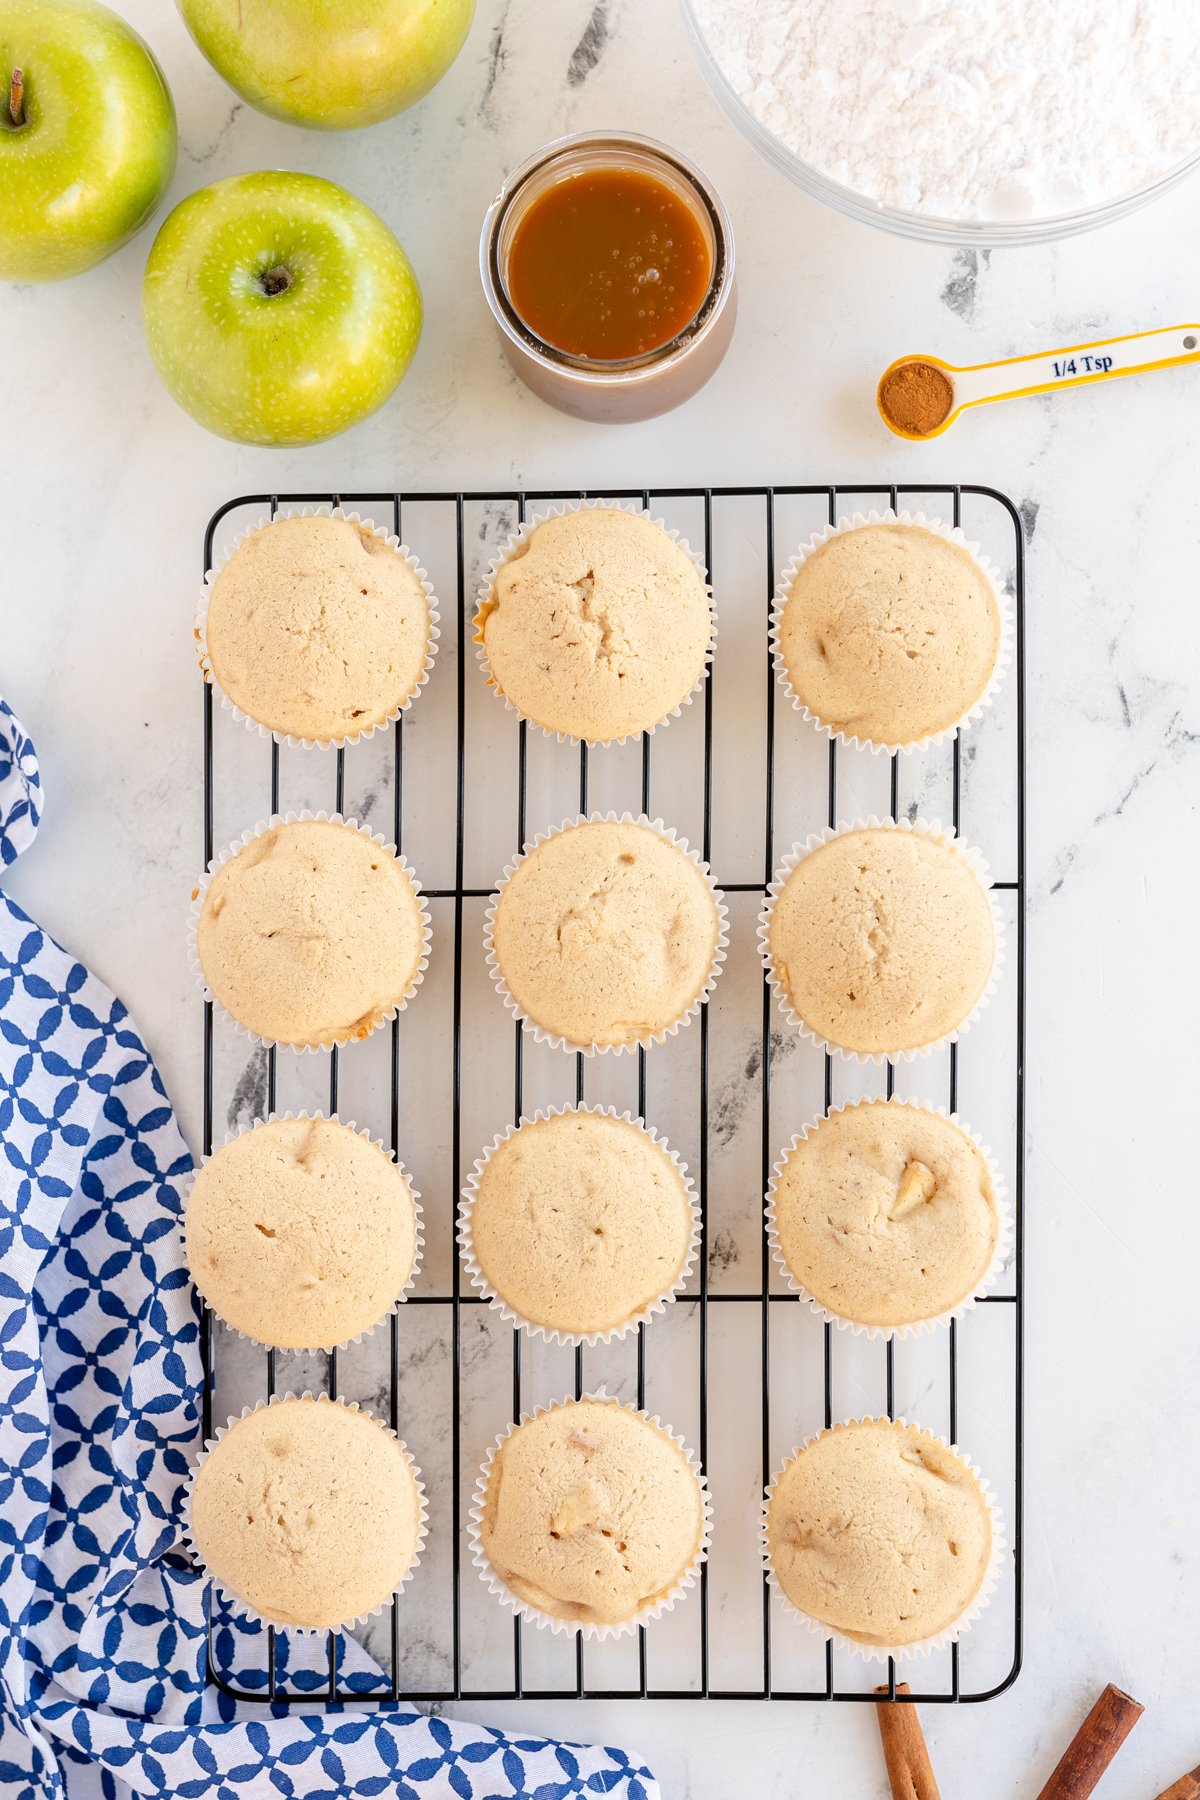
[691,0,1200,221]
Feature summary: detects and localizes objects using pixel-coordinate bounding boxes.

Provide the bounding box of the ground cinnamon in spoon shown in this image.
[878,361,955,436]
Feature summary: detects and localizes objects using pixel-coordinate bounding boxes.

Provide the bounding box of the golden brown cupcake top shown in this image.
[771,1101,999,1328]
[466,1110,693,1336]
[191,1398,422,1629]
[777,522,1000,747]
[480,1397,704,1626]
[196,819,426,1049]
[766,1420,993,1648]
[478,508,711,742]
[186,1116,419,1349]
[491,819,721,1051]
[766,827,994,1056]
[205,513,432,743]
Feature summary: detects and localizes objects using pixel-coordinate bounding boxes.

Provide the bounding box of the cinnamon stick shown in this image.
[1155,1765,1200,1800]
[1035,1683,1144,1799]
[874,1682,941,1800]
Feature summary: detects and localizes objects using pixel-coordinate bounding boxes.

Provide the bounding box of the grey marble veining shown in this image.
[3,1,1200,1794]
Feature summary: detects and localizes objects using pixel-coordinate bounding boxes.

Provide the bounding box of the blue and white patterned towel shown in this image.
[0,696,659,1800]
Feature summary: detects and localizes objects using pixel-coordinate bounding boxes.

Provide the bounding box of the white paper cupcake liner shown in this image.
[188,809,432,1055]
[485,811,729,1056]
[764,1098,1012,1339]
[183,1392,429,1636]
[769,509,1013,756]
[762,1417,1006,1663]
[197,503,441,751]
[180,1110,425,1355]
[757,816,1005,1065]
[468,1390,712,1640]
[458,1104,701,1347]
[473,497,717,748]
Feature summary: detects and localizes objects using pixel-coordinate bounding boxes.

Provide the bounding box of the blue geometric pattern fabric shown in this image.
[0,696,41,867]
[0,698,659,1800]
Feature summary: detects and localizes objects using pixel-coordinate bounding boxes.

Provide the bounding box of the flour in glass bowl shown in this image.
[690,0,1200,222]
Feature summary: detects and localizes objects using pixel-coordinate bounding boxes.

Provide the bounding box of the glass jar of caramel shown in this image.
[480,131,736,423]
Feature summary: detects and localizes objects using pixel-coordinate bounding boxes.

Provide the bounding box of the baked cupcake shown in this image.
[767,1101,1005,1334]
[773,515,1004,751]
[186,1115,421,1351]
[200,511,437,746]
[761,820,996,1060]
[487,814,726,1054]
[188,1395,426,1630]
[460,1107,697,1342]
[193,814,429,1050]
[472,1395,708,1633]
[765,1419,997,1656]
[476,505,713,744]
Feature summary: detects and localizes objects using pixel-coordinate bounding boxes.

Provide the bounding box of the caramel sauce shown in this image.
[506,167,713,361]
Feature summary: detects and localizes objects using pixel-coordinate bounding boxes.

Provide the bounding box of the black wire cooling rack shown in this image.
[199,483,1024,1709]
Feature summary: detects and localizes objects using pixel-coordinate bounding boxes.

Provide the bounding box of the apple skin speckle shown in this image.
[141,170,423,447]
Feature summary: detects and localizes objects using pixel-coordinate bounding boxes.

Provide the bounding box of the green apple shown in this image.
[0,0,176,283]
[141,171,422,446]
[175,0,475,130]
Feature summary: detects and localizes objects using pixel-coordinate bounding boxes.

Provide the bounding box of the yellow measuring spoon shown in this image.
[877,324,1200,440]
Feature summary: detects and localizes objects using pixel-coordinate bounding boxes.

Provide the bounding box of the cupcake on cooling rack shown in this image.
[476,504,714,744]
[185,1115,422,1352]
[487,814,726,1054]
[192,814,430,1051]
[472,1394,709,1634]
[760,819,997,1061]
[460,1107,698,1342]
[764,1418,1000,1658]
[188,1394,426,1631]
[772,514,1006,752]
[767,1100,1007,1334]
[199,510,438,747]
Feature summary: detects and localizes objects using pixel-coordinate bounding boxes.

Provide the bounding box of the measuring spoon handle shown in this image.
[953,323,1200,409]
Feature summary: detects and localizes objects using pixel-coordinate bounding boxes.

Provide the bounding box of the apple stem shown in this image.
[259,265,293,297]
[9,69,24,127]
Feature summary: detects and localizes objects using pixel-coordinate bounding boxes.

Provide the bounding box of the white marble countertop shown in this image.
[4,2,1200,1795]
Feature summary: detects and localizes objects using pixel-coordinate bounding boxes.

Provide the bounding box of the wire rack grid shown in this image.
[199,482,1024,1709]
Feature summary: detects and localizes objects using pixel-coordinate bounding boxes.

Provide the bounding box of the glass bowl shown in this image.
[680,0,1200,247]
